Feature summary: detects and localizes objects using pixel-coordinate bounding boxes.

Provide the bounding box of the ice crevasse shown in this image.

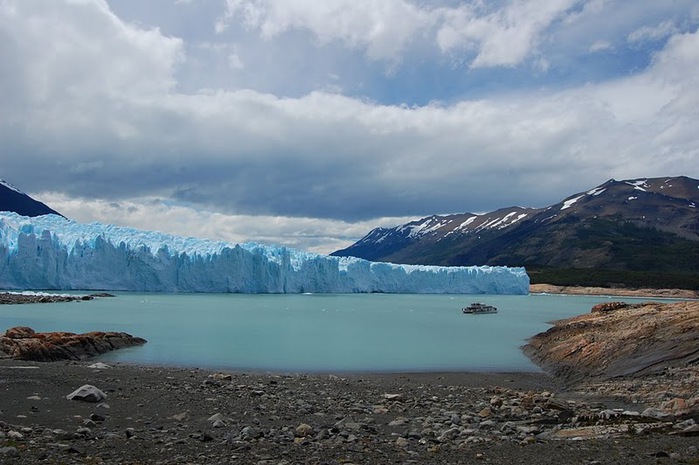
[0,212,529,294]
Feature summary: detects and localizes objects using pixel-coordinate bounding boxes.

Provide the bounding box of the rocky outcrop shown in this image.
[525,301,699,382]
[0,292,115,304]
[0,326,146,362]
[524,301,699,414]
[590,301,629,312]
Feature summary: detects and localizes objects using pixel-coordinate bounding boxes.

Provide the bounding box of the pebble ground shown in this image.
[1,360,698,464]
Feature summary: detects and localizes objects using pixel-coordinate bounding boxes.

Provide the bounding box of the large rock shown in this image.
[523,301,699,385]
[66,384,107,403]
[0,326,146,362]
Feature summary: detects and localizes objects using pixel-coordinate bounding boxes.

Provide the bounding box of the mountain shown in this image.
[0,179,63,217]
[332,176,699,286]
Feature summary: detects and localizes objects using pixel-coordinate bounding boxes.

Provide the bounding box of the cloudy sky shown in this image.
[2,0,698,254]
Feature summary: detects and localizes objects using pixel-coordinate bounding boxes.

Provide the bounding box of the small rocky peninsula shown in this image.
[524,300,699,416]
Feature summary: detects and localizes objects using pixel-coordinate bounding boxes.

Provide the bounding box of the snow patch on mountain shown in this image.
[484,211,529,230]
[627,179,649,191]
[458,216,478,229]
[399,217,449,238]
[561,195,585,210]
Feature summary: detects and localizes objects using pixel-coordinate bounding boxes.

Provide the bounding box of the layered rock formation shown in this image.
[524,301,699,414]
[0,326,146,362]
[0,292,114,304]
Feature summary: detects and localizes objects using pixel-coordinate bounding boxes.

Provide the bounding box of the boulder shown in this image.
[66,385,107,403]
[590,301,629,313]
[4,326,35,339]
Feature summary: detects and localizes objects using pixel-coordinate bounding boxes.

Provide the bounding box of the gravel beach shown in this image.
[1,359,698,464]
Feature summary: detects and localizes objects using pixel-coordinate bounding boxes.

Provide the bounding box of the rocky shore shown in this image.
[1,360,698,464]
[524,301,699,421]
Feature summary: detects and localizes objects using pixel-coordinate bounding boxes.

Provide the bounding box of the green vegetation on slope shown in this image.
[527,267,699,291]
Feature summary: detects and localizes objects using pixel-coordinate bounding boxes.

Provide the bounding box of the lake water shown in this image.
[0,293,672,373]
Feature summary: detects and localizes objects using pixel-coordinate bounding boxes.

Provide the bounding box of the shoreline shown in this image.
[529,283,699,299]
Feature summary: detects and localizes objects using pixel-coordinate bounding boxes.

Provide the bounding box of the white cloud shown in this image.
[216,0,581,68]
[647,29,699,87]
[0,0,183,103]
[628,20,678,43]
[589,40,612,52]
[585,29,699,177]
[437,0,578,68]
[37,192,413,254]
[562,0,609,25]
[228,52,245,70]
[643,30,699,159]
[217,0,429,62]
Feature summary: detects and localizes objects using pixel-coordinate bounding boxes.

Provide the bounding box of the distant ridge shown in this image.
[332,176,699,287]
[0,179,63,217]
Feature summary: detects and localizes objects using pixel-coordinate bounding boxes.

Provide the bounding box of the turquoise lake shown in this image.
[0,293,673,373]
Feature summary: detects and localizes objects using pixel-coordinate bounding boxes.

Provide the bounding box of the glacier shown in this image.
[0,212,529,294]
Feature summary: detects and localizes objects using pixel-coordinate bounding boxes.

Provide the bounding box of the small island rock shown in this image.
[0,326,146,362]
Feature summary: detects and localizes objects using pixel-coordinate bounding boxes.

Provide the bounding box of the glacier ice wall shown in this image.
[0,213,529,294]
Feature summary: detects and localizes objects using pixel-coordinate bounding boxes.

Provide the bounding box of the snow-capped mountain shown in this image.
[547,177,699,238]
[333,206,541,263]
[0,179,63,217]
[0,212,529,294]
[332,176,699,276]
